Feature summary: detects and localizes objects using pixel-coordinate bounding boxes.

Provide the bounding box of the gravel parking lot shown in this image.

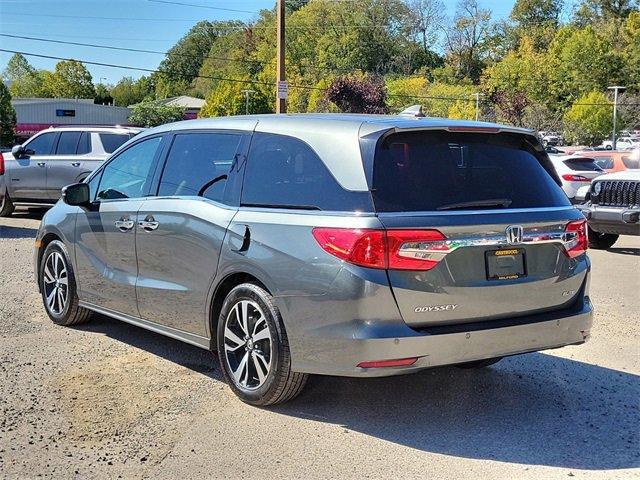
[0,210,638,479]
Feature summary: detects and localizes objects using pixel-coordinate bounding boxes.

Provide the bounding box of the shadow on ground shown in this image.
[77,315,639,471]
[607,247,640,256]
[0,224,38,239]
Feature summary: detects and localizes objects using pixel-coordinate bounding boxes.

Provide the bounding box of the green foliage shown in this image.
[128,100,185,127]
[0,82,16,146]
[2,54,44,98]
[200,80,271,117]
[110,76,155,107]
[563,91,614,145]
[94,84,113,105]
[509,0,563,49]
[42,60,96,99]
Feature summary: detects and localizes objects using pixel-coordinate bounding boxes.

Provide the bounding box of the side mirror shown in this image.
[62,183,90,206]
[11,144,25,158]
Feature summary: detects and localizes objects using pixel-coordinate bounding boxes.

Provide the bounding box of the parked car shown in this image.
[34,115,592,405]
[571,150,640,172]
[549,155,605,202]
[0,126,143,216]
[576,170,640,249]
[600,137,640,150]
[545,145,565,155]
[541,132,564,147]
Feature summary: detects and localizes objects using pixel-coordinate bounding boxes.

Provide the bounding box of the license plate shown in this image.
[485,248,526,281]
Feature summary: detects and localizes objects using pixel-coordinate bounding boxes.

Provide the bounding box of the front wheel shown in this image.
[587,227,618,250]
[217,283,308,406]
[39,240,92,326]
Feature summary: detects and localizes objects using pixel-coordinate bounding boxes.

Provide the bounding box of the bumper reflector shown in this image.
[357,357,418,368]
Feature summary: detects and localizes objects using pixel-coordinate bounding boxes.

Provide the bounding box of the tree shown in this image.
[2,54,43,98]
[110,76,155,107]
[443,0,493,83]
[128,100,185,127]
[563,91,614,145]
[42,60,95,99]
[200,80,271,117]
[94,84,113,105]
[326,74,388,113]
[493,90,530,126]
[408,0,446,54]
[573,0,638,24]
[0,82,17,146]
[509,0,563,49]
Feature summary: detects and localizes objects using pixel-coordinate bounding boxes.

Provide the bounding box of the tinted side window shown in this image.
[96,137,162,200]
[622,156,639,169]
[56,131,82,155]
[593,156,614,169]
[158,132,241,203]
[25,132,57,155]
[243,133,371,211]
[76,132,91,155]
[100,133,133,153]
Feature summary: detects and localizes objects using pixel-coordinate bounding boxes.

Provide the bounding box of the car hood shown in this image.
[593,170,640,181]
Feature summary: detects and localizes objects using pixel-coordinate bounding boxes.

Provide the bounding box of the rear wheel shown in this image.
[39,240,92,326]
[0,191,15,217]
[587,227,618,250]
[456,357,503,369]
[217,283,308,406]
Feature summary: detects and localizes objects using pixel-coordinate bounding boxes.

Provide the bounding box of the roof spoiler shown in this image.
[398,105,425,118]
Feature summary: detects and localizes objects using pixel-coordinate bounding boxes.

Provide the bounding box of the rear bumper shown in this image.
[292,298,593,377]
[578,204,640,236]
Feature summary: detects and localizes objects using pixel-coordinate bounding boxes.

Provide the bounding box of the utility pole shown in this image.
[276,0,286,113]
[241,89,255,115]
[473,93,483,122]
[608,86,625,150]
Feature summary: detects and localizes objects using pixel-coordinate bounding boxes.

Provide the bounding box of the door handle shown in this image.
[114,218,135,232]
[71,162,81,167]
[138,215,159,231]
[37,162,46,167]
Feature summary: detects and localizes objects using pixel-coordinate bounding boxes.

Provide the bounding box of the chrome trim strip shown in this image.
[397,230,576,261]
[78,301,211,349]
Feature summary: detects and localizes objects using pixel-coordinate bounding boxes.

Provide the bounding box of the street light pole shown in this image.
[276,0,286,113]
[473,93,483,121]
[608,86,625,150]
[241,89,255,115]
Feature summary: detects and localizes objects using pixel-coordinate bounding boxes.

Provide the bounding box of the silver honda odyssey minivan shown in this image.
[34,114,593,405]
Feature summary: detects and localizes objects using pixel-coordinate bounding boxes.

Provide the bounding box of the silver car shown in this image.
[0,126,142,216]
[34,114,593,405]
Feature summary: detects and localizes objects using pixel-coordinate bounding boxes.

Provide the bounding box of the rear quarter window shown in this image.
[622,156,639,169]
[242,132,372,211]
[99,133,134,153]
[372,131,569,212]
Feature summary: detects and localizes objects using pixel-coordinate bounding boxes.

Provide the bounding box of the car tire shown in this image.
[587,227,618,250]
[217,283,308,406]
[39,240,92,326]
[0,191,15,217]
[455,357,503,369]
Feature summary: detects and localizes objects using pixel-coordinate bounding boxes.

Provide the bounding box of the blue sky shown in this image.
[0,0,566,85]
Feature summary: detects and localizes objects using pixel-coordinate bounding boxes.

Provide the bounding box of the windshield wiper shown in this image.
[436,198,512,211]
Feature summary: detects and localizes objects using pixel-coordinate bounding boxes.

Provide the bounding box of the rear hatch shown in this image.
[369,129,589,328]
[560,157,605,182]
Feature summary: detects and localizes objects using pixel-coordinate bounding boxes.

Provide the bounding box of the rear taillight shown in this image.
[311,228,446,270]
[564,220,588,258]
[562,174,591,182]
[0,153,4,175]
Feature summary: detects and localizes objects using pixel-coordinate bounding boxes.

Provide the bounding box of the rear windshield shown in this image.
[563,157,603,172]
[372,131,569,212]
[99,133,135,153]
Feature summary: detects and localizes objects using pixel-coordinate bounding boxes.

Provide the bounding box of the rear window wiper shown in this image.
[436,198,512,211]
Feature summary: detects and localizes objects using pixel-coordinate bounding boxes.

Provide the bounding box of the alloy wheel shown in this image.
[43,251,69,315]
[223,299,272,391]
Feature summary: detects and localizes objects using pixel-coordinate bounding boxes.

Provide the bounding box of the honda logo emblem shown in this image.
[505,225,524,244]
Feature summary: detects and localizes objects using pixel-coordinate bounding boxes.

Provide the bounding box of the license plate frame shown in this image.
[485,248,527,281]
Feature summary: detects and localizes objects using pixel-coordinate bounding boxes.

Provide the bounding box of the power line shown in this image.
[0,33,270,66]
[146,0,257,14]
